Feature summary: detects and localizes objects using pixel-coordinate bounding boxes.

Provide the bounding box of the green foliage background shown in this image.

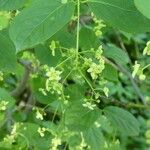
[0,0,150,150]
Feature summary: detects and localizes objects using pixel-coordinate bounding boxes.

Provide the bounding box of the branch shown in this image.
[11,60,32,98]
[100,96,150,109]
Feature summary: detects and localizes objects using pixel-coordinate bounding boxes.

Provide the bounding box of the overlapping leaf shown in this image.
[0,32,17,72]
[104,106,140,136]
[9,0,75,52]
[0,0,26,10]
[88,0,150,33]
[134,0,150,19]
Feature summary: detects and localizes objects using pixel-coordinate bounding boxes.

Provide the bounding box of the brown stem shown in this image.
[11,60,32,98]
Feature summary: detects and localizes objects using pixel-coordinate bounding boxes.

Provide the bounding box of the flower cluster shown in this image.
[86,46,105,80]
[0,100,8,111]
[82,99,96,110]
[87,62,102,80]
[38,127,46,137]
[51,136,62,150]
[45,66,63,95]
[35,108,46,120]
[92,13,106,37]
[3,123,22,145]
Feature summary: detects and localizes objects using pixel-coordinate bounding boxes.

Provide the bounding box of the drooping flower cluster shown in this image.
[87,62,103,80]
[44,66,63,95]
[86,46,105,80]
[92,13,106,37]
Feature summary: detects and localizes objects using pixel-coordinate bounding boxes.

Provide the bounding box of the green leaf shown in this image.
[103,44,129,65]
[0,0,26,10]
[31,77,58,105]
[80,28,99,50]
[83,127,105,150]
[0,88,15,107]
[64,84,86,102]
[9,0,75,52]
[102,64,118,82]
[64,101,100,131]
[19,123,51,150]
[134,0,150,19]
[104,106,140,136]
[49,27,76,48]
[0,32,17,72]
[88,0,150,33]
[35,44,63,67]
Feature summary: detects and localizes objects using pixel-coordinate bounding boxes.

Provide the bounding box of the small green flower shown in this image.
[95,46,103,60]
[92,16,106,37]
[132,61,140,78]
[139,73,146,81]
[49,40,56,56]
[46,67,62,81]
[38,127,46,137]
[143,41,150,55]
[94,121,101,128]
[0,71,3,81]
[35,109,46,120]
[87,60,105,80]
[51,136,61,150]
[39,88,47,96]
[82,101,96,110]
[103,87,109,97]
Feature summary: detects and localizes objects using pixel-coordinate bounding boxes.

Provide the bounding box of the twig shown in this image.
[104,58,146,104]
[117,63,146,105]
[6,108,14,133]
[24,93,36,114]
[114,30,132,66]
